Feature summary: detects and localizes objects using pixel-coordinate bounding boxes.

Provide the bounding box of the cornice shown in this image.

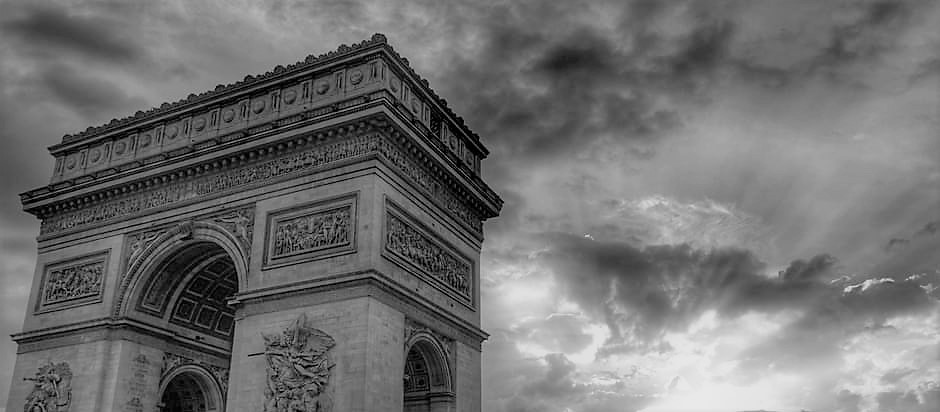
[25,35,503,219]
[48,33,485,162]
[231,269,488,346]
[27,109,500,241]
[12,316,231,358]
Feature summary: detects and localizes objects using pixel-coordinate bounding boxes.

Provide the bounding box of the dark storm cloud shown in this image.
[730,272,939,385]
[38,64,147,121]
[816,1,913,67]
[883,220,939,251]
[435,2,720,163]
[778,254,837,282]
[539,233,938,356]
[0,4,142,64]
[539,233,837,354]
[914,221,939,237]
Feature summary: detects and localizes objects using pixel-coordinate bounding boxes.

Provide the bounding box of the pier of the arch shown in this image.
[7,35,500,412]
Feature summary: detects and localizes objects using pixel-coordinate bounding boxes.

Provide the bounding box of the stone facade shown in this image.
[8,34,501,412]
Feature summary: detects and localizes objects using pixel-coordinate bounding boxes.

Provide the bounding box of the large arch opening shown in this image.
[132,239,241,412]
[404,338,454,412]
[136,241,238,341]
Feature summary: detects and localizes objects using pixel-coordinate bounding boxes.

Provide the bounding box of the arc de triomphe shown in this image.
[6,34,501,412]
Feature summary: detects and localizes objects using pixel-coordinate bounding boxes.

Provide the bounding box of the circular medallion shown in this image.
[193,117,206,132]
[222,109,235,123]
[315,80,330,95]
[140,134,152,148]
[390,78,400,92]
[252,99,265,114]
[165,126,178,139]
[89,149,101,163]
[115,141,126,155]
[283,90,297,104]
[66,157,77,169]
[349,70,363,85]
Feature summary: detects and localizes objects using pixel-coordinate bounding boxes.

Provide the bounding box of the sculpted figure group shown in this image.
[272,208,350,258]
[262,314,335,412]
[23,361,72,412]
[42,263,103,305]
[386,214,470,296]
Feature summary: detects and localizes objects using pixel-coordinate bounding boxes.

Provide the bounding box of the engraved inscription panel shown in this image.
[384,205,472,301]
[38,251,109,312]
[264,195,356,267]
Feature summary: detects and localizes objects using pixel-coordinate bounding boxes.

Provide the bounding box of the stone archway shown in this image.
[123,226,245,412]
[404,335,454,412]
[117,220,250,320]
[159,366,225,412]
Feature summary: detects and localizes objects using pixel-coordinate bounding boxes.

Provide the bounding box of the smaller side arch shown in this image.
[159,364,225,412]
[114,220,249,318]
[404,331,454,395]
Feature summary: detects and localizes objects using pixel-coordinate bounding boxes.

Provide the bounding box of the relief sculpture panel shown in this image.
[264,195,356,268]
[24,361,72,412]
[37,252,109,313]
[263,313,335,412]
[384,205,472,302]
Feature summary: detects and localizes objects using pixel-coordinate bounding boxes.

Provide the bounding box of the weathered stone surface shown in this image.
[262,313,335,412]
[7,35,500,412]
[23,361,72,412]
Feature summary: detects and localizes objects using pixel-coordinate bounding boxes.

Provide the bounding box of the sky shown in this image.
[0,0,938,411]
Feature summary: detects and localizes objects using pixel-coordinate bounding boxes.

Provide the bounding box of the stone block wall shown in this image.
[227,296,405,412]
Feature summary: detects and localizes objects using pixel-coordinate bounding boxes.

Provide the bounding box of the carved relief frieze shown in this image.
[264,195,356,268]
[39,134,379,237]
[376,136,483,232]
[37,252,109,313]
[40,130,485,243]
[262,313,335,412]
[23,361,72,412]
[384,205,472,301]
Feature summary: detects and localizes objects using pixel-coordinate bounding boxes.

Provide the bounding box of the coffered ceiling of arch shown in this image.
[136,242,237,340]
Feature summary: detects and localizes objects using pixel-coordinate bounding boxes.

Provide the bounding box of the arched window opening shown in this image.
[159,371,217,412]
[403,338,455,412]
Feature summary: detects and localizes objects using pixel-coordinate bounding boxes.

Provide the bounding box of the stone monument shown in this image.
[6,34,502,412]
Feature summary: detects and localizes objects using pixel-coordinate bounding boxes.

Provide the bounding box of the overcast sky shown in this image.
[0,1,938,411]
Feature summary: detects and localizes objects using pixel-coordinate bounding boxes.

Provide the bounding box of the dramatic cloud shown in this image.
[0,4,143,64]
[539,234,839,354]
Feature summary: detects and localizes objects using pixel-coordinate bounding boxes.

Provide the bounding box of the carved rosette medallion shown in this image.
[262,314,335,412]
[23,361,72,412]
[384,205,472,301]
[264,195,356,268]
[38,252,109,313]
